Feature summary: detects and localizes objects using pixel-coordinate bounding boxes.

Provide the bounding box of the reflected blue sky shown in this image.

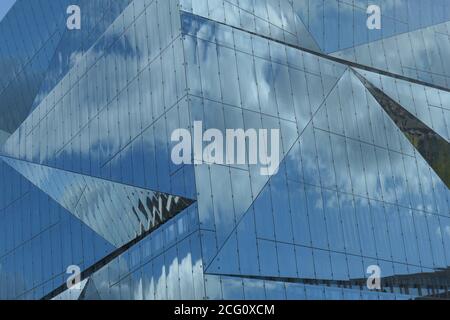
[0,0,15,22]
[1,0,449,301]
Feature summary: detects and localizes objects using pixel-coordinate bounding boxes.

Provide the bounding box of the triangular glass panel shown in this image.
[79,278,102,300]
[1,156,195,248]
[353,70,450,189]
[355,68,450,142]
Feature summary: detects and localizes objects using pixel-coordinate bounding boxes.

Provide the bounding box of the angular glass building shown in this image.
[0,0,449,300]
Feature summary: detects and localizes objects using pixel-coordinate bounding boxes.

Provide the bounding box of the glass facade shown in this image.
[0,0,449,300]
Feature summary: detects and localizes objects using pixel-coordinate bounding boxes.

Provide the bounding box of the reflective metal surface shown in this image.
[0,0,449,300]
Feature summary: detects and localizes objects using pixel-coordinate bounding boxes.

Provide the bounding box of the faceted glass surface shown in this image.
[0,0,449,300]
